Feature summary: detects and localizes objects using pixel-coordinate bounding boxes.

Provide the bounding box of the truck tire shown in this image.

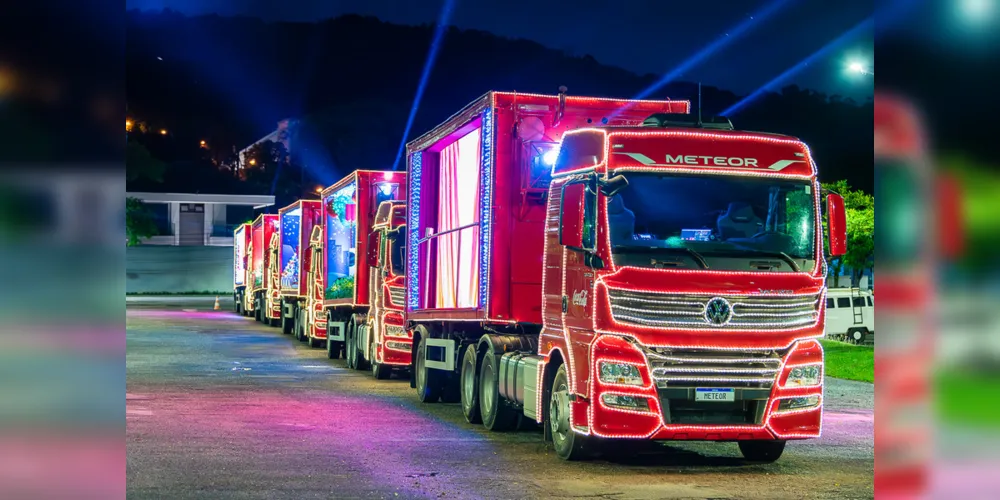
[460,344,482,424]
[549,364,590,460]
[296,310,308,342]
[738,440,786,462]
[479,352,519,431]
[414,334,442,403]
[281,314,293,335]
[371,358,391,380]
[255,299,262,322]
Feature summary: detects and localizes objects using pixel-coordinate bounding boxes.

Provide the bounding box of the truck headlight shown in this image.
[601,394,650,411]
[784,364,822,387]
[777,395,821,412]
[599,362,644,386]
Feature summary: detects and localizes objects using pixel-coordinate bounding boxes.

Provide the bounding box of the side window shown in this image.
[826,298,835,308]
[867,297,873,307]
[582,187,596,250]
[853,297,865,307]
[837,297,850,308]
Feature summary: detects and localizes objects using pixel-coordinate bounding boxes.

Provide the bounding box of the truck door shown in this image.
[562,182,598,395]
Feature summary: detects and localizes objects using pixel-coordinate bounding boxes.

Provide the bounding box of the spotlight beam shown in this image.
[390,0,457,171]
[614,0,796,118]
[722,16,874,117]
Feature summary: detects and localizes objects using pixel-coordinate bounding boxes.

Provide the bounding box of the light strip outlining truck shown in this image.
[401,90,848,461]
[233,222,251,315]
[249,214,279,323]
[276,199,323,345]
[314,171,408,377]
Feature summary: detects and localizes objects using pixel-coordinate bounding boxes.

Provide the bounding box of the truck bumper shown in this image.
[582,335,823,441]
[379,339,412,366]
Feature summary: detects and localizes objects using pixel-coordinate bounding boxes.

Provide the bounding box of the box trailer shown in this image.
[233,223,251,314]
[276,199,324,345]
[316,171,407,377]
[402,89,847,462]
[249,214,279,323]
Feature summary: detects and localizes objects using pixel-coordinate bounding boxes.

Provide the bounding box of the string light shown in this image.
[478,108,495,311]
[406,152,422,310]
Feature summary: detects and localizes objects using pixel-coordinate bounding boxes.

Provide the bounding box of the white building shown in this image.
[127,192,275,246]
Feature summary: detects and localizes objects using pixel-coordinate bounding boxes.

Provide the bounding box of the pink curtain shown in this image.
[436,128,482,308]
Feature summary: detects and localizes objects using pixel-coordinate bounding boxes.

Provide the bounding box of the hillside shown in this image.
[126,10,872,195]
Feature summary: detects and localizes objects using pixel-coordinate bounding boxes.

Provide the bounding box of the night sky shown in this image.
[126,0,874,101]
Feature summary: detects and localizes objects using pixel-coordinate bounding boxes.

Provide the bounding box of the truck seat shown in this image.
[717,202,763,240]
[607,195,635,246]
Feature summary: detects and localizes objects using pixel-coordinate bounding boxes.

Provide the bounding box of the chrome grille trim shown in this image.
[389,286,405,306]
[608,289,820,330]
[644,347,786,389]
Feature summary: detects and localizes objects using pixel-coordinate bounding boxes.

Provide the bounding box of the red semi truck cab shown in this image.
[276,199,323,345]
[316,171,407,373]
[249,214,279,322]
[233,223,251,315]
[404,90,847,461]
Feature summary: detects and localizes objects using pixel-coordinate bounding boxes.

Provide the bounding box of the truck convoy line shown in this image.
[233,89,848,462]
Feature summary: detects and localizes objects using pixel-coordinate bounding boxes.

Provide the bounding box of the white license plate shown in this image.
[695,388,735,402]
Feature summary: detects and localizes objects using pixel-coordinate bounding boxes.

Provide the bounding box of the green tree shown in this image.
[126,139,167,183]
[126,197,158,246]
[822,180,874,287]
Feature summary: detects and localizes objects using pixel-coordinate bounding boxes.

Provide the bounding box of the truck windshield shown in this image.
[607,173,816,272]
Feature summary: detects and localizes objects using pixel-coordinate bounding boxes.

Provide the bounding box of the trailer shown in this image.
[233,223,251,315]
[317,171,407,376]
[403,89,847,462]
[276,199,324,345]
[249,214,279,323]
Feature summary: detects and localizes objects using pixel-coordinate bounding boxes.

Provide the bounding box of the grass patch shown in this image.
[936,370,1000,429]
[819,339,873,383]
[126,291,228,296]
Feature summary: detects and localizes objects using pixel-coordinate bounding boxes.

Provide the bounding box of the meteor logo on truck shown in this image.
[613,152,805,171]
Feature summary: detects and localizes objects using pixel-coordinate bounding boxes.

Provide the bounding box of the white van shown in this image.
[825,287,874,344]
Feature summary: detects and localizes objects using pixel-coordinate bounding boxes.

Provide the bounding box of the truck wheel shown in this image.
[549,364,590,460]
[255,300,262,322]
[479,352,518,431]
[738,440,786,463]
[345,317,359,369]
[297,310,308,342]
[281,314,293,335]
[372,358,391,380]
[415,335,442,403]
[460,345,482,424]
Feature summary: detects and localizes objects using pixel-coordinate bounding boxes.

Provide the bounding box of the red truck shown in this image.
[233,222,251,315]
[276,199,324,345]
[248,214,280,323]
[402,90,847,461]
[315,171,408,378]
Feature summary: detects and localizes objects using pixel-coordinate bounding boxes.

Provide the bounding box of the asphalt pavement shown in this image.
[126,297,874,499]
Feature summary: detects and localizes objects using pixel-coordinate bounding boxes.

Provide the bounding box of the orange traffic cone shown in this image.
[214,296,221,311]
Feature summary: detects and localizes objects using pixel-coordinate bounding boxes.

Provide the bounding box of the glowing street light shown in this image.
[199,139,207,148]
[248,158,256,166]
[125,119,133,132]
[159,128,168,135]
[847,60,873,76]
[315,186,323,194]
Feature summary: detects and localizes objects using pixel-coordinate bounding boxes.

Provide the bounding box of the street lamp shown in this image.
[248,158,256,166]
[159,128,168,135]
[847,60,873,76]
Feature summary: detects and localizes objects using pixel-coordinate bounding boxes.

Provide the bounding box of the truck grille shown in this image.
[645,347,785,389]
[388,286,405,306]
[608,289,819,330]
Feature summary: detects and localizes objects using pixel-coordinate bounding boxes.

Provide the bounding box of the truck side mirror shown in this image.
[366,232,380,268]
[826,193,847,257]
[600,174,629,197]
[936,173,964,259]
[559,183,587,250]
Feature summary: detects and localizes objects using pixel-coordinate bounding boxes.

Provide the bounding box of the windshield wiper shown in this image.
[702,248,801,272]
[614,245,709,270]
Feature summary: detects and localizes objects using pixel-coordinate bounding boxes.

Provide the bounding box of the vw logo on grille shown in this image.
[704,297,733,326]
